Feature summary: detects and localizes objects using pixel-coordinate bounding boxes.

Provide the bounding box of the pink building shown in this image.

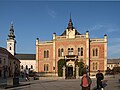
[36,18,107,77]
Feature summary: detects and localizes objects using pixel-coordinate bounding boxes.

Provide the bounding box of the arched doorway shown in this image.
[66,65,73,78]
[66,60,74,79]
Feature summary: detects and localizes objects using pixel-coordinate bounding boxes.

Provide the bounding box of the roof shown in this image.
[15,54,36,60]
[8,52,20,62]
[0,47,20,62]
[0,47,8,54]
[61,29,81,36]
[107,59,120,64]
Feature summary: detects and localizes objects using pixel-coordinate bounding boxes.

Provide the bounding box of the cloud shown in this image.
[87,24,119,34]
[48,9,56,18]
[88,24,104,32]
[46,5,57,19]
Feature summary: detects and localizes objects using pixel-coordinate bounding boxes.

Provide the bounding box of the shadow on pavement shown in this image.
[92,83,107,90]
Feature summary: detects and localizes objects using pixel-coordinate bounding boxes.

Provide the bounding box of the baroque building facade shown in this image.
[36,18,107,77]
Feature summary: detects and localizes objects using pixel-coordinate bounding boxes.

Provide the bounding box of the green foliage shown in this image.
[58,59,65,77]
[78,62,84,76]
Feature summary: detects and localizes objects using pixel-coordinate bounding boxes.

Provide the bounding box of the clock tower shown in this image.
[7,22,16,56]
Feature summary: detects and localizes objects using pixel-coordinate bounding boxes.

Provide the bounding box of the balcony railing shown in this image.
[90,38,105,42]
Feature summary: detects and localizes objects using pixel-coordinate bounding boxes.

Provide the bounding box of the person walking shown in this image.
[96,70,104,90]
[80,72,92,90]
[25,68,30,81]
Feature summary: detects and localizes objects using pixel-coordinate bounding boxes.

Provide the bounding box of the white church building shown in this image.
[7,23,36,72]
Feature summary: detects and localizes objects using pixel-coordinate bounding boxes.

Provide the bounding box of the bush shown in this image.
[58,59,66,77]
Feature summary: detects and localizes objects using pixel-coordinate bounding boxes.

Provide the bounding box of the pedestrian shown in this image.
[96,70,104,90]
[80,72,92,90]
[25,68,30,81]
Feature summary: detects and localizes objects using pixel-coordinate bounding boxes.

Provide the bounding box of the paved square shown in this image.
[0,74,120,90]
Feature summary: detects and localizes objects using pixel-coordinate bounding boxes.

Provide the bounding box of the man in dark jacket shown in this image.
[96,70,104,90]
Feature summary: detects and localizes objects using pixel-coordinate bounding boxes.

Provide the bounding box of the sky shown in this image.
[0,1,120,59]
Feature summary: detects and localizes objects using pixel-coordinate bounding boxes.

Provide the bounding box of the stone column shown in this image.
[62,66,66,79]
[76,65,79,79]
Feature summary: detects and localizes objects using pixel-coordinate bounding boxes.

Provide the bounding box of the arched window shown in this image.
[68,48,70,55]
[44,64,49,72]
[78,47,83,56]
[21,65,23,69]
[9,47,11,50]
[92,48,99,57]
[44,50,49,58]
[93,63,95,70]
[26,65,27,69]
[61,48,64,56]
[96,48,98,56]
[93,62,98,70]
[93,49,95,56]
[31,65,33,69]
[95,62,98,70]
[47,50,49,58]
[78,48,80,55]
[81,47,83,56]
[58,48,60,57]
[44,50,46,58]
[68,48,73,55]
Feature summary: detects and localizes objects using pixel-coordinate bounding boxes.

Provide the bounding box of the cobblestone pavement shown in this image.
[0,74,120,90]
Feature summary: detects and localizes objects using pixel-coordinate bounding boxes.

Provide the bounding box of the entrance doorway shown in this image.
[66,66,73,78]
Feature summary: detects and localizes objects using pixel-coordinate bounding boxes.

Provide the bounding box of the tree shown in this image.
[78,62,84,76]
[58,59,66,77]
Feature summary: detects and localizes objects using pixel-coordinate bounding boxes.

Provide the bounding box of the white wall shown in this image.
[20,59,36,72]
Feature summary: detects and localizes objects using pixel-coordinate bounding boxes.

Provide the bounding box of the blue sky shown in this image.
[0,1,120,58]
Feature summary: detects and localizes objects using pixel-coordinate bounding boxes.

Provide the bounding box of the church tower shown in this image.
[7,22,16,56]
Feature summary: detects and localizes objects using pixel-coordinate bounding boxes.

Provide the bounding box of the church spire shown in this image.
[8,22,15,40]
[67,14,74,30]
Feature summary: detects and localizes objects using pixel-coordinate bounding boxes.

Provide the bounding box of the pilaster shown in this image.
[104,34,107,71]
[36,38,39,72]
[86,31,89,66]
